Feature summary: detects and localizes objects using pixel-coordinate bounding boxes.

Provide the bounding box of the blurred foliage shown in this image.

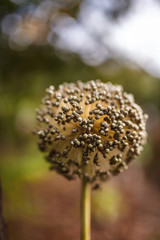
[92,183,127,221]
[1,46,160,145]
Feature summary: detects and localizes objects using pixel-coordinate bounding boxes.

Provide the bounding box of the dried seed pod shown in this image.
[34,80,148,185]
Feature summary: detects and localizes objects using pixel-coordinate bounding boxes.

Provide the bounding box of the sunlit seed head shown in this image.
[34,80,148,185]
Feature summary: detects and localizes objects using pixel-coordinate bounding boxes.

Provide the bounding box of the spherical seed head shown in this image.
[35,80,147,184]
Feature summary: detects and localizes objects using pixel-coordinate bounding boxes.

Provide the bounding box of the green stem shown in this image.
[81,177,91,240]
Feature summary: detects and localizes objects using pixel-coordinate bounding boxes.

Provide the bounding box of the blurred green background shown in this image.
[1,0,160,239]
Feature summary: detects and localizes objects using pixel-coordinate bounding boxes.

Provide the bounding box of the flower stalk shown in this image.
[81,177,91,240]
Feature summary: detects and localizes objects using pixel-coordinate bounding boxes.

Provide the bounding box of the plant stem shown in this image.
[81,177,91,240]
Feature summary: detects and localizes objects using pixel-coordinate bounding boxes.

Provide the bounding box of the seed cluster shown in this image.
[34,80,147,185]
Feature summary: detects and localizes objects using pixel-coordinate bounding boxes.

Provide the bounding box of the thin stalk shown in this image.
[81,177,91,240]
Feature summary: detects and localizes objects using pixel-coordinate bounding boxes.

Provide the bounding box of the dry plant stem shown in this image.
[81,177,91,240]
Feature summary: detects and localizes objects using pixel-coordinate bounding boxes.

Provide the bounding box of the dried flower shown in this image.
[34,80,147,185]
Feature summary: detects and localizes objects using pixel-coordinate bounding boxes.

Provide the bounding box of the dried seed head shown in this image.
[34,80,147,185]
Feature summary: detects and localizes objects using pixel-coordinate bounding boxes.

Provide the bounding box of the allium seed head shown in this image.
[34,80,147,185]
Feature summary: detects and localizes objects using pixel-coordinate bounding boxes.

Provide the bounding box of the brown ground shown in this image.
[6,164,160,240]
